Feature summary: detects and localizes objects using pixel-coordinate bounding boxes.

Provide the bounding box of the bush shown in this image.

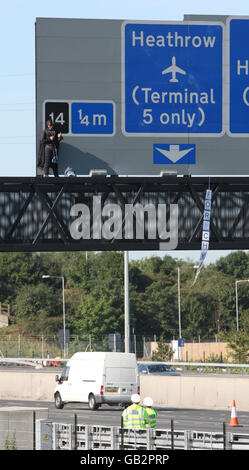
[4,431,17,450]
[151,340,173,361]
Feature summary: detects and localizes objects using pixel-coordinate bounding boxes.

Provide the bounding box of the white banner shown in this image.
[191,188,212,287]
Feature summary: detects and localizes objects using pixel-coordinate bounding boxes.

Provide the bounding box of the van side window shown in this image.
[60,366,70,381]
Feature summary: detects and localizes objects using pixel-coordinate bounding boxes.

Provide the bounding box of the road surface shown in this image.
[1,399,249,434]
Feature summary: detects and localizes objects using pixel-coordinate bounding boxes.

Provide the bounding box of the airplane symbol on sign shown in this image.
[162,56,186,82]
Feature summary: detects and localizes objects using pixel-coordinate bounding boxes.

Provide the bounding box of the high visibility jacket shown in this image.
[145,407,158,428]
[122,404,148,429]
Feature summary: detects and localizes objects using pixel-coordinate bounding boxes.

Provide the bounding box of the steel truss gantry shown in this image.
[0,175,249,252]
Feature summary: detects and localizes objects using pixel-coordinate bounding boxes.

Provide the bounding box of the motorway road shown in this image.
[1,399,249,434]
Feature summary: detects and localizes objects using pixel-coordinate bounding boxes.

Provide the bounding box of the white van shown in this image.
[54,351,139,410]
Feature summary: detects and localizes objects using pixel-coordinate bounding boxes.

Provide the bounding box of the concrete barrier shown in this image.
[0,371,57,401]
[140,375,249,411]
[0,371,249,411]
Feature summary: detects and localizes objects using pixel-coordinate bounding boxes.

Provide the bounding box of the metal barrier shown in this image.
[2,358,249,372]
[36,420,249,450]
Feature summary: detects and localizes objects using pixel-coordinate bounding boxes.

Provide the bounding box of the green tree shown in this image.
[72,279,124,339]
[216,251,249,279]
[0,253,43,303]
[182,291,216,339]
[129,289,156,335]
[141,279,178,338]
[223,330,249,363]
[14,283,63,335]
[2,249,248,344]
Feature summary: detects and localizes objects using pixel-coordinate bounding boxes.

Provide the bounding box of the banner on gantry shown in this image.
[191,188,212,287]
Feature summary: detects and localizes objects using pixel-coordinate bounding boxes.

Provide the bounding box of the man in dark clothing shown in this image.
[38,120,63,176]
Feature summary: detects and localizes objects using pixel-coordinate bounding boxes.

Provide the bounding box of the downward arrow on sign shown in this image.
[155,145,194,163]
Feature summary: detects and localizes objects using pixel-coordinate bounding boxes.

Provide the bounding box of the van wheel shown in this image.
[55,392,64,409]
[88,394,99,410]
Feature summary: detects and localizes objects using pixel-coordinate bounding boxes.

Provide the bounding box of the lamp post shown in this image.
[177,267,182,339]
[42,275,66,357]
[235,279,249,331]
[124,251,130,353]
[176,265,198,361]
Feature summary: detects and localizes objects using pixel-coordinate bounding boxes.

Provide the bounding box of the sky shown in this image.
[1,0,248,265]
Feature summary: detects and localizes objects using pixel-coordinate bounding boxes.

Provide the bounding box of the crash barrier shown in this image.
[3,358,249,372]
[36,420,249,451]
[2,365,249,411]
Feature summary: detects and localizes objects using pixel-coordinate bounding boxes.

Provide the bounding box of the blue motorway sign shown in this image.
[71,101,115,135]
[122,22,224,136]
[228,17,249,135]
[43,100,115,136]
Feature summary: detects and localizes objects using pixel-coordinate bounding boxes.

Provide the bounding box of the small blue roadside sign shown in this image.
[153,143,196,164]
[71,101,115,135]
[178,338,185,347]
[122,21,224,136]
[228,17,249,135]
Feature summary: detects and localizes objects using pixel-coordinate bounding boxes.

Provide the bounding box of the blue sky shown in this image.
[1,0,248,264]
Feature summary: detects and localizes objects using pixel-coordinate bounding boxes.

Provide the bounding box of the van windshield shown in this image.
[61,366,70,381]
[106,367,136,382]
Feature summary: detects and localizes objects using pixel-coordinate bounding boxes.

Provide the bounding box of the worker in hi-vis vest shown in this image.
[143,396,158,429]
[122,394,148,429]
